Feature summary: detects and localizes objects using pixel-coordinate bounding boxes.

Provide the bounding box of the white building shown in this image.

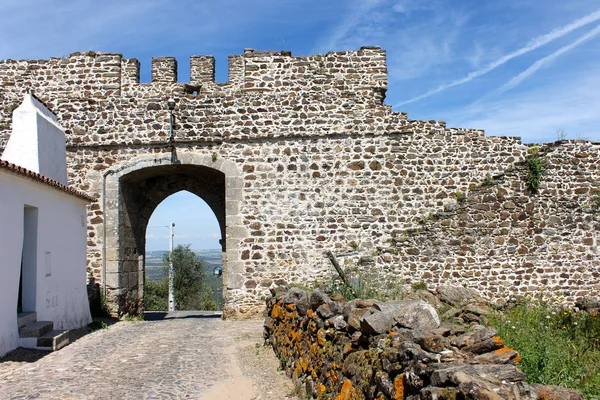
[0,94,93,357]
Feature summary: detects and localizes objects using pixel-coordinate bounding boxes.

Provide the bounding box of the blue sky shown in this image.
[2,0,599,250]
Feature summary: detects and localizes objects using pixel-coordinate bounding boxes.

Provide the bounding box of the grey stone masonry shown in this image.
[0,47,597,316]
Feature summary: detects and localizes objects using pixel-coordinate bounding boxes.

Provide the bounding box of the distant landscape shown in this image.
[145,249,223,281]
[145,249,223,309]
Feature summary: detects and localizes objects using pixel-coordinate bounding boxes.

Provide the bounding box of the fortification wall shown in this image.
[0,48,597,314]
[385,141,600,303]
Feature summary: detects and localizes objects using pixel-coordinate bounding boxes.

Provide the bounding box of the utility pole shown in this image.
[168,222,175,311]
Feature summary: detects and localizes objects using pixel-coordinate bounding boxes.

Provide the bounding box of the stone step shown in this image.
[37,330,70,351]
[19,321,53,338]
[17,312,37,328]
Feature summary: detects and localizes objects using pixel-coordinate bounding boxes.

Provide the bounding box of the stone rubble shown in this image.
[264,286,584,400]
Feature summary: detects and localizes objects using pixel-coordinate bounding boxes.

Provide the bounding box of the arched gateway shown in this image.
[102,153,244,315]
[1,48,598,317]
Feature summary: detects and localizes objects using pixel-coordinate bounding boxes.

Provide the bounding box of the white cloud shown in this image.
[394,8,600,107]
[392,0,438,14]
[315,0,386,51]
[452,68,600,143]
[493,24,600,96]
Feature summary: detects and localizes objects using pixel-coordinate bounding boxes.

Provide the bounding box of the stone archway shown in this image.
[102,153,245,315]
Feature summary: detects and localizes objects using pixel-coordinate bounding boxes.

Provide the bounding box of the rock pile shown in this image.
[264,286,583,400]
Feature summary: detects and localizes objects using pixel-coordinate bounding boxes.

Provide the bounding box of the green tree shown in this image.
[144,279,168,311]
[144,245,217,311]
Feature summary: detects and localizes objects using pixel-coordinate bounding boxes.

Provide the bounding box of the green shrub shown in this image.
[488,302,600,398]
[526,155,543,193]
[144,280,168,311]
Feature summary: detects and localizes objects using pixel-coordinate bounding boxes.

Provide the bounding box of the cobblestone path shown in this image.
[0,317,297,400]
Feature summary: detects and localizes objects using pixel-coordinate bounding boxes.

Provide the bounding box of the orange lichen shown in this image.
[335,380,362,400]
[394,374,405,400]
[494,345,520,364]
[271,304,282,319]
[317,330,327,346]
[491,336,505,346]
[316,383,327,399]
[286,303,296,311]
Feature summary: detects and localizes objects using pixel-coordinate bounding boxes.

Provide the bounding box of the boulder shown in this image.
[308,289,330,310]
[436,285,485,307]
[361,300,441,334]
[532,384,584,400]
[394,301,440,330]
[575,296,600,315]
[283,287,310,315]
[360,308,396,334]
[404,289,443,309]
[451,327,498,348]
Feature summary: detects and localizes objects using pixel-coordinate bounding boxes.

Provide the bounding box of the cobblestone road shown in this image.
[0,316,297,400]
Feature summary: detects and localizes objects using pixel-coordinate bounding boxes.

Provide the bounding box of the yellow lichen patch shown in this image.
[394,374,405,400]
[316,383,327,399]
[308,308,316,319]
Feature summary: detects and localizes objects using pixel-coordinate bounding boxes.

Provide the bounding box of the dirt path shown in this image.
[0,316,299,400]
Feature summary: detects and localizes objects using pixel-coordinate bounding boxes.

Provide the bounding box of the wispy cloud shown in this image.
[392,0,438,14]
[451,67,600,143]
[315,0,386,51]
[394,8,600,107]
[493,24,600,96]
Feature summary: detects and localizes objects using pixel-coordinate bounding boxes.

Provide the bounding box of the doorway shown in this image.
[19,206,38,313]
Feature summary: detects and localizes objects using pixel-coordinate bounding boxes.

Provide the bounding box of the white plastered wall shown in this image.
[0,171,91,357]
[2,94,68,185]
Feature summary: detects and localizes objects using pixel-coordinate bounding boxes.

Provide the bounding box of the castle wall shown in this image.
[0,48,597,315]
[387,141,600,302]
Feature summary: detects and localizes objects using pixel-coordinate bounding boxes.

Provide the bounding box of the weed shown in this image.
[289,282,314,291]
[411,281,427,291]
[488,302,600,398]
[482,174,494,186]
[88,320,108,330]
[327,265,405,302]
[455,191,466,203]
[526,155,543,194]
[212,152,218,162]
[591,187,600,213]
[123,314,145,322]
[349,241,359,250]
[278,355,286,372]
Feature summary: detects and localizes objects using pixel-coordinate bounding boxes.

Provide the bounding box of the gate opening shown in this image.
[144,190,223,311]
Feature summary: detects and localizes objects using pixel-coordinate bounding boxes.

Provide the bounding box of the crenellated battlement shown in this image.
[0,47,387,99]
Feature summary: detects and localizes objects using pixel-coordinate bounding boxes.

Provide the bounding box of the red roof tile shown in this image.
[0,159,96,202]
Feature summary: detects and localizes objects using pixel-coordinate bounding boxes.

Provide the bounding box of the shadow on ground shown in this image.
[143,310,223,321]
[0,317,119,365]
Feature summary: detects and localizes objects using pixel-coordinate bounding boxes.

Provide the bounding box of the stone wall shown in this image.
[381,141,600,304]
[0,47,597,315]
[264,287,583,399]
